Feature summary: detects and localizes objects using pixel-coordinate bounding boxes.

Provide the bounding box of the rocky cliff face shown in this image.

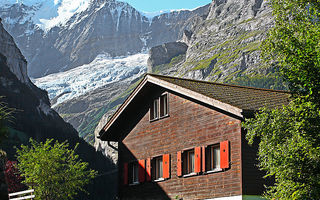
[94,111,118,164]
[0,21,117,199]
[147,42,188,69]
[0,19,51,107]
[0,18,29,84]
[149,0,276,85]
[0,0,210,78]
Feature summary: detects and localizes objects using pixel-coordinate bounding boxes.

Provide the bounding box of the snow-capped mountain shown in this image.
[0,0,90,31]
[0,0,210,77]
[0,0,210,146]
[33,53,148,107]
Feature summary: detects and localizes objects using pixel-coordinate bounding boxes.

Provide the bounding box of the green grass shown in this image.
[192,54,219,70]
[239,17,255,24]
[152,54,185,74]
[188,30,263,79]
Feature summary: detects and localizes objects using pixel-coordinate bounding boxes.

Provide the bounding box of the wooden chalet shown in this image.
[98,74,290,200]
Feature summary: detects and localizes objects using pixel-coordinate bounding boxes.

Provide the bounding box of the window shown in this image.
[160,94,168,117]
[177,142,229,177]
[150,98,159,120]
[206,145,220,171]
[150,154,170,181]
[150,93,169,121]
[128,162,139,184]
[177,147,201,177]
[152,156,163,180]
[183,149,195,175]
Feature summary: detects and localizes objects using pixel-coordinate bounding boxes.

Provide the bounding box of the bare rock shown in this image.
[147,42,188,72]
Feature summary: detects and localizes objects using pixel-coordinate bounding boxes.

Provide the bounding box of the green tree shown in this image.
[244,0,320,199]
[262,0,320,103]
[244,99,320,199]
[16,138,97,200]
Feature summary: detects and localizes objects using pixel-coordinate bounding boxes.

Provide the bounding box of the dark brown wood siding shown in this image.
[241,129,272,195]
[118,91,243,200]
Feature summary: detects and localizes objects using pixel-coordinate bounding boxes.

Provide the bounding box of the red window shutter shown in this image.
[177,151,182,176]
[202,146,206,172]
[220,140,230,169]
[194,147,201,173]
[146,158,151,181]
[123,163,128,185]
[138,159,145,183]
[163,154,170,179]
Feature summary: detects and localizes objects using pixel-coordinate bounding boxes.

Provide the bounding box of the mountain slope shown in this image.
[148,0,276,84]
[0,21,116,200]
[0,0,210,78]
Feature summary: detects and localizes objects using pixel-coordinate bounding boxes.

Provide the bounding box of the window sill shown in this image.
[149,117,159,122]
[183,172,197,178]
[153,178,165,182]
[129,182,139,186]
[150,114,170,122]
[205,168,223,174]
[159,114,170,119]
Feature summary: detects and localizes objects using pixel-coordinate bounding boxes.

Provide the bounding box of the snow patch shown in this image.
[32,53,148,107]
[36,0,90,31]
[1,0,91,31]
[3,17,19,25]
[110,4,125,32]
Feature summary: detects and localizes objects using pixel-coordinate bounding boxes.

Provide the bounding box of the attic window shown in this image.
[160,94,168,117]
[150,99,159,120]
[150,93,169,121]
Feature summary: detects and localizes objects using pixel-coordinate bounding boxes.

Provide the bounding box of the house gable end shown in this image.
[99,75,245,141]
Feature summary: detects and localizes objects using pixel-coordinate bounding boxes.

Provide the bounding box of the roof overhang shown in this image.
[99,74,244,141]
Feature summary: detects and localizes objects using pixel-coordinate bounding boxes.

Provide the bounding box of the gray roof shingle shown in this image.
[150,74,290,111]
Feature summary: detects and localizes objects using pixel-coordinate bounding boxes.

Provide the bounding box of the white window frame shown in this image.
[206,144,222,173]
[182,149,196,176]
[152,156,164,181]
[150,93,169,121]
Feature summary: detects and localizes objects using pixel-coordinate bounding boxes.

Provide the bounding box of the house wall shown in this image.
[241,132,272,196]
[119,91,243,200]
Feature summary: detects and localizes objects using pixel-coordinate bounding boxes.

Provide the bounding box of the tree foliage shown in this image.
[16,138,97,200]
[262,0,320,103]
[244,0,320,199]
[244,99,320,199]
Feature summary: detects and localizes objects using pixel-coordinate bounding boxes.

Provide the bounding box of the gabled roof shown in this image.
[152,74,290,111]
[99,74,290,141]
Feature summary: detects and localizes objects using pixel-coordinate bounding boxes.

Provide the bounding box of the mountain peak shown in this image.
[1,0,92,31]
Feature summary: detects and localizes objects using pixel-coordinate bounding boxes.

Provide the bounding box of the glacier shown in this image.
[32,53,148,107]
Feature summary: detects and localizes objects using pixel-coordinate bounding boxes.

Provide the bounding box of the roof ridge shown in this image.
[147,73,290,94]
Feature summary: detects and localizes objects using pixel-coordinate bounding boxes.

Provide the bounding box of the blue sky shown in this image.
[119,0,212,12]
